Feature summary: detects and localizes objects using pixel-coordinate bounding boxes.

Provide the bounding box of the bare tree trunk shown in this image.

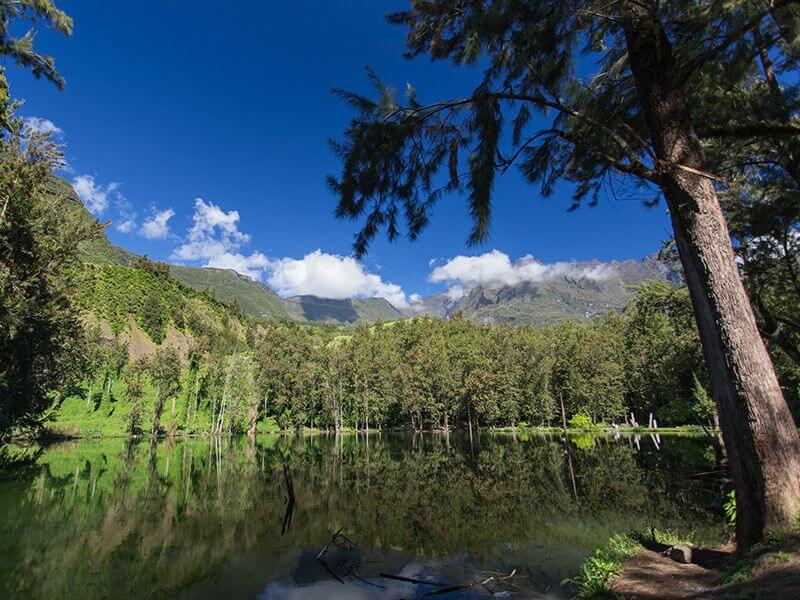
[151,390,165,437]
[624,5,800,547]
[364,375,370,434]
[467,404,473,446]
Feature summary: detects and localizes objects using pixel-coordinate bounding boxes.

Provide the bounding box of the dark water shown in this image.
[0,432,726,599]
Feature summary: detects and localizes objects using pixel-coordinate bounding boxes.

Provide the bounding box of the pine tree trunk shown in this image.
[624,6,800,548]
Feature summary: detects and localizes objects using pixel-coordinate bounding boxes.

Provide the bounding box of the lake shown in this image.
[0,432,726,599]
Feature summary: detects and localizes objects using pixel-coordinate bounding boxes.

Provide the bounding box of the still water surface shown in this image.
[0,432,726,599]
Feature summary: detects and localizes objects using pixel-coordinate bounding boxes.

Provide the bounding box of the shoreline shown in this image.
[5,424,716,445]
[569,530,800,599]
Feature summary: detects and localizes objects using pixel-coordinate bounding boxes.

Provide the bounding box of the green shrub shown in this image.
[569,412,593,430]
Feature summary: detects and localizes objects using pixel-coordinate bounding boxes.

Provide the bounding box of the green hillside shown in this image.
[168,264,290,321]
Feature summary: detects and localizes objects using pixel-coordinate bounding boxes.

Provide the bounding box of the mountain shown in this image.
[167,265,290,321]
[58,175,678,328]
[414,256,681,327]
[54,178,401,325]
[283,295,403,324]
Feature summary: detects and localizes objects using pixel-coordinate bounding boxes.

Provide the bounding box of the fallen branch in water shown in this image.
[379,573,449,587]
[422,569,518,597]
[316,527,344,559]
[316,527,361,585]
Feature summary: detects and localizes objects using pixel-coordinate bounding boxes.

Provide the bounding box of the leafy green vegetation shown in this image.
[564,534,642,598]
[168,264,290,321]
[0,114,98,437]
[76,258,245,345]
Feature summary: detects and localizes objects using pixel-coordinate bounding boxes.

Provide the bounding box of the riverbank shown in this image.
[568,531,800,599]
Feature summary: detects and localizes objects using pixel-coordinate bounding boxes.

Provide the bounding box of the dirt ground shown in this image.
[611,547,724,599]
[611,537,800,599]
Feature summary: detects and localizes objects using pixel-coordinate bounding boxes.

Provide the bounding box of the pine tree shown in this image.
[329,1,800,547]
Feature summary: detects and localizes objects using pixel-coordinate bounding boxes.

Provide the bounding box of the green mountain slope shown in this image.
[168,265,290,321]
[282,295,403,324]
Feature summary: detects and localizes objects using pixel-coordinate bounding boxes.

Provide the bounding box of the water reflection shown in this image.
[0,433,725,599]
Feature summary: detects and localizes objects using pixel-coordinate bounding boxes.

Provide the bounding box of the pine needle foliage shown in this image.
[0,0,72,91]
[329,1,800,256]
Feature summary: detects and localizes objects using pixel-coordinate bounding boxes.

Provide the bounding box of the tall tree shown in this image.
[149,347,181,437]
[329,1,800,546]
[0,0,79,436]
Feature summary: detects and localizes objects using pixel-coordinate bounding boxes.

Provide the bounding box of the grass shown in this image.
[564,529,699,599]
[563,534,642,598]
[46,380,284,438]
[569,527,800,600]
[720,533,799,588]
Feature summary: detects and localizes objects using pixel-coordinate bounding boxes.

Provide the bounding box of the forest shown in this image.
[56,270,796,438]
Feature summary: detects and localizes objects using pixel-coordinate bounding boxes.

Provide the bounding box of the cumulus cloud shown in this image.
[430,250,612,297]
[170,199,420,306]
[23,116,63,137]
[170,198,269,280]
[115,218,136,233]
[206,251,271,280]
[268,250,416,308]
[71,175,119,216]
[111,191,138,233]
[139,208,174,239]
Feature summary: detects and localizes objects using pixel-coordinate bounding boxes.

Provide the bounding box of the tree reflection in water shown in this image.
[0,432,725,599]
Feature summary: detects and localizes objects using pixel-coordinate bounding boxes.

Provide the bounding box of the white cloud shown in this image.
[23,116,63,137]
[139,208,174,239]
[170,198,269,280]
[71,175,118,216]
[206,251,271,280]
[430,250,612,297]
[170,199,420,307]
[444,285,467,302]
[111,191,138,233]
[268,250,416,308]
[115,219,136,233]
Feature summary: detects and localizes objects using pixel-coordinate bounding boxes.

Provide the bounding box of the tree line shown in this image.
[74,278,799,438]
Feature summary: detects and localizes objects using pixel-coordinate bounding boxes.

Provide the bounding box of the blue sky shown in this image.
[9,1,672,305]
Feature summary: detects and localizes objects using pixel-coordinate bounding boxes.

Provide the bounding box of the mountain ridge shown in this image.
[59,175,679,327]
[413,253,681,327]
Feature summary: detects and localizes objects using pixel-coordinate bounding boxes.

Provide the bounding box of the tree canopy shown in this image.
[330,1,799,255]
